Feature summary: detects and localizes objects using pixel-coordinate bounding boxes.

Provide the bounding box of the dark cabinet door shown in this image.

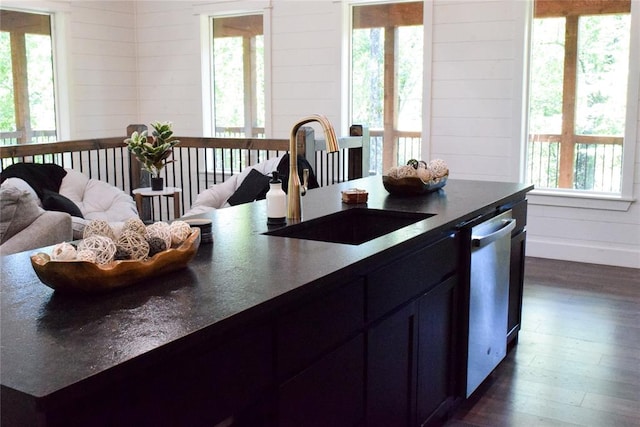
[508,229,526,344]
[278,334,364,427]
[366,303,416,427]
[416,275,458,426]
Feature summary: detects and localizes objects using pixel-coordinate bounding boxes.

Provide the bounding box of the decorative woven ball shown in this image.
[396,165,418,178]
[78,235,117,265]
[114,247,131,261]
[51,242,77,261]
[428,159,449,178]
[116,230,149,261]
[147,236,167,257]
[386,166,400,178]
[416,167,433,183]
[83,219,116,241]
[169,221,192,246]
[146,222,172,249]
[76,249,97,263]
[122,217,147,236]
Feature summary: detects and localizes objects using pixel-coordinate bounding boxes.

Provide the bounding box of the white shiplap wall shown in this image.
[269,1,344,136]
[430,0,523,183]
[65,1,138,138]
[133,1,204,136]
[29,0,639,267]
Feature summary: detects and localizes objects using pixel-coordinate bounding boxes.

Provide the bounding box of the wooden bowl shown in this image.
[30,229,201,293]
[382,175,448,196]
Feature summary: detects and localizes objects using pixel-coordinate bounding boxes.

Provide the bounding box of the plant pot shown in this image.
[151,177,164,191]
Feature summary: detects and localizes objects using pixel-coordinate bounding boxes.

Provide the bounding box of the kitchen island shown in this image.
[1,176,532,426]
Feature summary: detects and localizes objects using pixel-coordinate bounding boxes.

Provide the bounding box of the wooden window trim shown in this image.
[535,0,630,18]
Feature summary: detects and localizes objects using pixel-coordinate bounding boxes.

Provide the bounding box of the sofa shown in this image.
[0,163,139,246]
[0,186,72,255]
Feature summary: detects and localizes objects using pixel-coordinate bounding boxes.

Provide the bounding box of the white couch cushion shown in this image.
[184,156,284,216]
[59,169,138,238]
[1,178,42,206]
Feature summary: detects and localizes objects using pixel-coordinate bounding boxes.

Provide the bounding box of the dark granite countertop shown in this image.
[0,176,532,409]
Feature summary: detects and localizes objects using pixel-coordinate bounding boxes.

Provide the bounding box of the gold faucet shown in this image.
[288,114,339,221]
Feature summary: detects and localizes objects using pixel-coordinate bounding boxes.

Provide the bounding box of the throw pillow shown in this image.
[227,169,271,206]
[276,154,320,193]
[0,163,67,198]
[41,189,84,218]
[0,187,44,244]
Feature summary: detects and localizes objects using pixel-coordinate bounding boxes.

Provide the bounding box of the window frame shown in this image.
[525,0,639,209]
[0,4,70,143]
[348,0,425,175]
[198,2,271,138]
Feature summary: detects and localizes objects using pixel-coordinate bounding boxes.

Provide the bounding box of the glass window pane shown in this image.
[0,31,16,133]
[397,25,423,131]
[575,15,630,136]
[26,33,56,132]
[212,14,264,137]
[529,18,565,135]
[213,35,244,129]
[351,27,384,129]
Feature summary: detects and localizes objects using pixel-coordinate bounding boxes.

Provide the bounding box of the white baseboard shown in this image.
[526,238,640,269]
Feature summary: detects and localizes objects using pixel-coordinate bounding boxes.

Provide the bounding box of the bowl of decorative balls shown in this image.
[30,218,201,293]
[382,158,449,196]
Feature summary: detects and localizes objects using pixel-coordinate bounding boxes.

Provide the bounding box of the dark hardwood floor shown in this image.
[446,256,640,427]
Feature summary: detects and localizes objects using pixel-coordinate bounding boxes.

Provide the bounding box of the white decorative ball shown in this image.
[396,165,417,178]
[78,235,116,265]
[51,242,77,261]
[146,222,172,250]
[428,159,449,178]
[116,230,150,261]
[122,217,147,236]
[169,220,192,246]
[76,249,97,263]
[83,219,116,241]
[416,167,433,183]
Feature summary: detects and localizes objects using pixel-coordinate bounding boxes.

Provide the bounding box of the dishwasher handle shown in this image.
[471,218,516,248]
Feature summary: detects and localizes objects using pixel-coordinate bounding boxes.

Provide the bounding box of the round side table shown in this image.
[133,187,182,222]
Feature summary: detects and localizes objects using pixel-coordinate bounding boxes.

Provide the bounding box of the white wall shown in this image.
[62,0,138,138]
[29,0,639,267]
[269,1,344,136]
[133,1,204,136]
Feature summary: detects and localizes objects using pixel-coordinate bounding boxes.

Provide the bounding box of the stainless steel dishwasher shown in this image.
[466,210,516,397]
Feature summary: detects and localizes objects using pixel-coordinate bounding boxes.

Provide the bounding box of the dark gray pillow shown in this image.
[227,169,271,206]
[0,187,44,244]
[41,189,84,218]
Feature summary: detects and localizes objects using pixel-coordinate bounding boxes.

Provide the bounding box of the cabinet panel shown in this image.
[278,334,364,427]
[64,325,275,427]
[416,275,458,426]
[510,199,528,233]
[276,278,364,379]
[508,230,526,344]
[366,303,416,427]
[368,234,458,321]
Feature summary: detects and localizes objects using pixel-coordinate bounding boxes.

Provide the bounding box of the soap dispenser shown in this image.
[266,171,286,225]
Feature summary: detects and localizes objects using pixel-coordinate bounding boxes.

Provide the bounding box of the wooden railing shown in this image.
[0,125,369,220]
[527,133,623,192]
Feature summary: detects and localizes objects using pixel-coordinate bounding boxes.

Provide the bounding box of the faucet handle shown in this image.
[301,168,309,196]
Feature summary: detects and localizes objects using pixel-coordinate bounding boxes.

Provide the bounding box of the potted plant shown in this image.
[125,121,180,191]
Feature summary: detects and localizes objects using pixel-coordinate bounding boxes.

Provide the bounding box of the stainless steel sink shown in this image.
[264,208,434,245]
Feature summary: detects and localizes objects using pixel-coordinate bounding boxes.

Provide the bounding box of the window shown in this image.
[527,0,631,193]
[0,9,57,145]
[351,2,424,175]
[211,14,264,138]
